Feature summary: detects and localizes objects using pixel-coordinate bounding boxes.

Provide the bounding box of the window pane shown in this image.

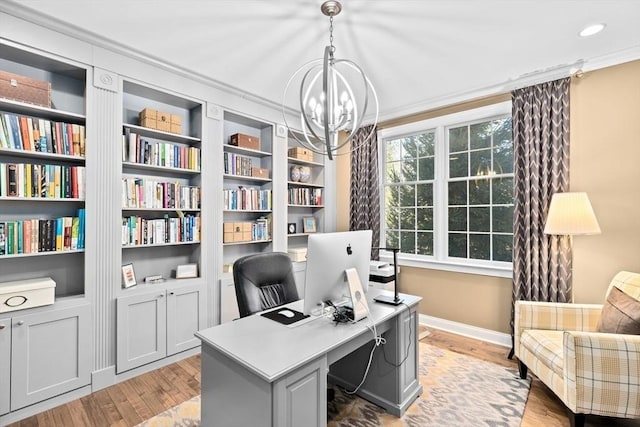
[470,149,492,178]
[416,183,433,206]
[449,152,468,178]
[400,231,416,253]
[470,122,491,150]
[417,232,433,256]
[418,157,434,181]
[386,230,399,249]
[448,233,467,258]
[449,126,468,152]
[492,206,513,233]
[448,181,467,205]
[416,207,433,230]
[386,139,401,162]
[417,132,435,156]
[493,142,513,174]
[492,177,513,205]
[385,207,399,229]
[400,207,415,230]
[385,185,398,207]
[493,234,513,262]
[386,161,401,183]
[469,178,490,205]
[469,207,490,232]
[469,234,490,260]
[401,138,416,160]
[448,207,467,231]
[402,158,417,182]
[399,184,415,206]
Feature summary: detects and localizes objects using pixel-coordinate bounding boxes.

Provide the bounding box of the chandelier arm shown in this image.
[322,45,333,161]
[299,66,326,143]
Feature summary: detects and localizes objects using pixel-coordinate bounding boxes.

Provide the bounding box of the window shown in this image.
[379,102,513,277]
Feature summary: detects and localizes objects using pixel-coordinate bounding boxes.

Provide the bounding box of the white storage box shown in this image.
[288,247,308,262]
[0,277,56,313]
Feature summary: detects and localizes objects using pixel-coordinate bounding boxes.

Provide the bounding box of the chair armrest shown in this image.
[564,331,640,417]
[515,301,602,332]
[514,301,602,357]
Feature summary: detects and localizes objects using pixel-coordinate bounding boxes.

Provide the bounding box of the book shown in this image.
[7,163,17,196]
[63,216,72,250]
[55,217,63,251]
[0,222,5,255]
[71,216,79,250]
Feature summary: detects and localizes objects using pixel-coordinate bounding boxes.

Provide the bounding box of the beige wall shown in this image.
[336,60,640,334]
[570,60,640,303]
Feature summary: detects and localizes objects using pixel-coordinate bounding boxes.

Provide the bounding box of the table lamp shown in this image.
[373,247,403,305]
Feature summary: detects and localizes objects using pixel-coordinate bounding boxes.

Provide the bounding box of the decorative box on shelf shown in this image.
[139,108,182,134]
[0,70,51,108]
[229,133,260,151]
[223,222,253,243]
[288,247,307,262]
[0,277,56,313]
[288,147,314,161]
[251,167,269,179]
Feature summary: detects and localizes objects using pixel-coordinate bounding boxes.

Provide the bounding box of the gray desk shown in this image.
[195,289,422,427]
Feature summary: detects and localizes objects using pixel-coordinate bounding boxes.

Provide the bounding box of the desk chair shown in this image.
[233,252,300,318]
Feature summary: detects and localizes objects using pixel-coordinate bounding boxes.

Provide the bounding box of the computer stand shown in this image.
[345,268,369,321]
[373,247,404,306]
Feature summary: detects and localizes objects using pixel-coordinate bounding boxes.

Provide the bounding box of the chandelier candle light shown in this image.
[283,0,378,160]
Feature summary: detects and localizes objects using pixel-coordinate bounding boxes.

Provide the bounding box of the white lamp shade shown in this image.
[544,192,601,235]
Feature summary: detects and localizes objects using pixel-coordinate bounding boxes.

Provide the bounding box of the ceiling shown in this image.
[9,1,640,122]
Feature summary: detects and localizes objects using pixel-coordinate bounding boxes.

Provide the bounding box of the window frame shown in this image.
[378,101,513,278]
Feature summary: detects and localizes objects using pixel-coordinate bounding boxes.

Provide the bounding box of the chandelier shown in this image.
[283,0,378,160]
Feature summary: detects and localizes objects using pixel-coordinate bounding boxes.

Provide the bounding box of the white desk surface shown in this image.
[196,289,420,382]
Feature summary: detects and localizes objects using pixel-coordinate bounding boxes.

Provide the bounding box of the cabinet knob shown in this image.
[169,292,175,296]
[158,294,164,298]
[0,324,5,330]
[16,321,24,326]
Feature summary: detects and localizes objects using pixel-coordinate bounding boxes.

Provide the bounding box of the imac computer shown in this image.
[303,230,372,321]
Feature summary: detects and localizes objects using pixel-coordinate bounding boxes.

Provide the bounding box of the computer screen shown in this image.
[303,230,372,316]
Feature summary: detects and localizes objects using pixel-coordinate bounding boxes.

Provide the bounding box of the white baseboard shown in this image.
[419,314,511,348]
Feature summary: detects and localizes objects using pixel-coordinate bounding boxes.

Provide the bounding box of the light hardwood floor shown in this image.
[7,327,639,426]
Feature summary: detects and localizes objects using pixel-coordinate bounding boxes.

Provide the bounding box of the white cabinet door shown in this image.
[116,291,167,373]
[10,304,91,410]
[220,278,239,323]
[166,282,205,355]
[0,316,10,416]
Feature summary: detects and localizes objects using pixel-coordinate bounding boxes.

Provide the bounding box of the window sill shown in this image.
[379,254,513,279]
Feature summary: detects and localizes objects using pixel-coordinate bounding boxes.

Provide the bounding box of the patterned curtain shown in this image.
[349,124,380,259]
[509,78,571,355]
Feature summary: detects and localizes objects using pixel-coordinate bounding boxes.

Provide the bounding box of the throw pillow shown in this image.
[597,286,640,334]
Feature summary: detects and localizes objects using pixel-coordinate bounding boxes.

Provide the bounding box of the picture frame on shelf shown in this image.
[122,263,137,288]
[302,217,317,233]
[176,263,198,279]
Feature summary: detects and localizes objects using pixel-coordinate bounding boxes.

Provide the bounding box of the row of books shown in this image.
[0,163,86,199]
[251,216,271,241]
[288,188,323,206]
[122,214,200,246]
[0,209,86,256]
[223,152,253,177]
[123,131,200,171]
[0,112,86,156]
[122,178,200,210]
[223,187,272,211]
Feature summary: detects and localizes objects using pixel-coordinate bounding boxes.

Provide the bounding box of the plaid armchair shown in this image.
[515,271,640,427]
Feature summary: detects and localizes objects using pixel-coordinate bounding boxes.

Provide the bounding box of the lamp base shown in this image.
[373,294,404,306]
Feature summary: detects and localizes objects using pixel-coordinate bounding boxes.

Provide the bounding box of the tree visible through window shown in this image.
[381,103,514,273]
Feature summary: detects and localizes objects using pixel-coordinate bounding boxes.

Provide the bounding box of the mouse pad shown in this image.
[261,307,310,325]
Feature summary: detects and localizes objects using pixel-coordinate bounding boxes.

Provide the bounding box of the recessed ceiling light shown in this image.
[579,23,606,37]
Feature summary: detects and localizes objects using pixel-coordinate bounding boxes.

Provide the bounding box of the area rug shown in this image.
[137,342,531,427]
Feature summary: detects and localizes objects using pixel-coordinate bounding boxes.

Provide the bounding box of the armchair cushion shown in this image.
[520,329,564,376]
[597,286,640,335]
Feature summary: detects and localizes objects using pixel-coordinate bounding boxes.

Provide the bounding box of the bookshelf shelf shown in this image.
[122,241,200,249]
[288,204,325,208]
[223,174,272,183]
[0,248,84,259]
[287,181,323,188]
[287,157,324,167]
[0,98,86,122]
[0,148,85,163]
[122,161,200,175]
[0,197,84,202]
[123,123,201,143]
[222,239,272,247]
[223,144,272,158]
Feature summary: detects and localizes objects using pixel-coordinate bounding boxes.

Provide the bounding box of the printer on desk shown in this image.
[369,260,398,291]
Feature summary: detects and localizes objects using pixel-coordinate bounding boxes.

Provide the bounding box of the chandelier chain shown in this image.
[329,15,335,55]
